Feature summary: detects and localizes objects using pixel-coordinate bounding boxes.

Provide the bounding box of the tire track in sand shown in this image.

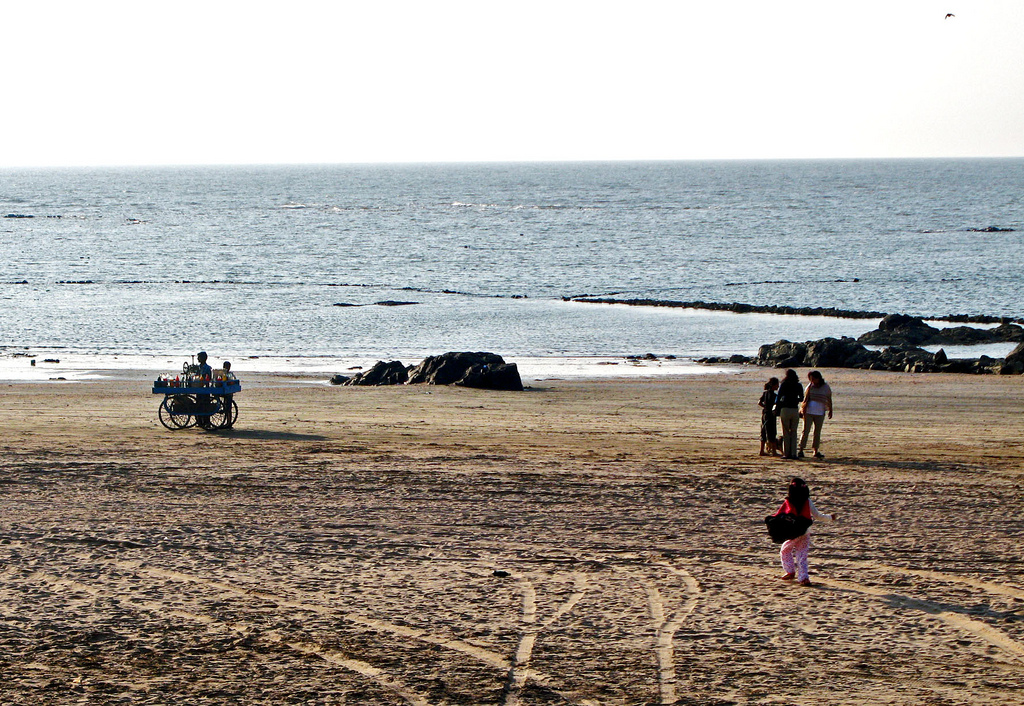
[838,560,1024,602]
[824,576,1024,664]
[116,560,593,704]
[118,562,511,669]
[17,567,433,706]
[639,564,701,706]
[726,562,1024,666]
[502,572,590,706]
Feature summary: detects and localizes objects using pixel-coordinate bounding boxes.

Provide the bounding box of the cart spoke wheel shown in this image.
[159,395,195,430]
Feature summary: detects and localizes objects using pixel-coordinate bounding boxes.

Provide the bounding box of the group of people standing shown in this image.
[758,369,833,460]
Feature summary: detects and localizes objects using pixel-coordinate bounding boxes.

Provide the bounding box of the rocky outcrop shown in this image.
[335,352,524,390]
[453,362,524,391]
[752,336,1012,374]
[858,314,1024,347]
[570,298,1020,326]
[407,352,505,385]
[344,360,409,386]
[1003,342,1024,375]
[408,352,524,391]
[569,297,885,320]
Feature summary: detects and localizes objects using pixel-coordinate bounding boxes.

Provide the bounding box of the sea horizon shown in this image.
[4,159,1022,375]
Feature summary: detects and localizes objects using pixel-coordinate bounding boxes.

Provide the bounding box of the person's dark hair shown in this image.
[222,361,231,371]
[808,370,824,386]
[764,376,779,391]
[784,369,799,383]
[787,477,809,513]
[197,351,208,363]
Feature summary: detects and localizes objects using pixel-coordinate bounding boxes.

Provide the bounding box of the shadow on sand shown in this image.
[210,429,330,442]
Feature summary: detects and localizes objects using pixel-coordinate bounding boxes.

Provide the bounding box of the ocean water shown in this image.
[2,160,1022,377]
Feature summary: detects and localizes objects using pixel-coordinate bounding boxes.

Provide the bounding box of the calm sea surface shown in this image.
[2,160,1022,370]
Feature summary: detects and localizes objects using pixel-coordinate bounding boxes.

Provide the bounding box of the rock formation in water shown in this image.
[857,314,1024,347]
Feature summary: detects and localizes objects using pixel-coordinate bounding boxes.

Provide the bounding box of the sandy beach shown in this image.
[2,368,1023,705]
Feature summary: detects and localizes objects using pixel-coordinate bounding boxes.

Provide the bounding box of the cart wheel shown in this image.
[159,395,195,430]
[200,395,230,430]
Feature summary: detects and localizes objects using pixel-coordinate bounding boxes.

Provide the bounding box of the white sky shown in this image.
[2,1,1022,167]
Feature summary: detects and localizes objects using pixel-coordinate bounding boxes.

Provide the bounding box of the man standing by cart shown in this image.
[196,351,213,378]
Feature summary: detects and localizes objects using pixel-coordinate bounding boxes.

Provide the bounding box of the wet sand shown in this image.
[1,369,1023,705]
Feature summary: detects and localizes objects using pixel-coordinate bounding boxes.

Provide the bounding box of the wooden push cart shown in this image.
[153,362,240,431]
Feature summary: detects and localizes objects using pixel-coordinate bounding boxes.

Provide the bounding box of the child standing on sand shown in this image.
[773,477,835,586]
[759,377,780,456]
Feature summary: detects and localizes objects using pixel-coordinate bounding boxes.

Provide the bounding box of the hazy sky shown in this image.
[3,1,1022,167]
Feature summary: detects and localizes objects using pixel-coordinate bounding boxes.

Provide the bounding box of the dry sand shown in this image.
[1,368,1023,705]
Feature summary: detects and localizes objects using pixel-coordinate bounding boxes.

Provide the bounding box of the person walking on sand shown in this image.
[799,370,833,459]
[774,369,803,459]
[773,477,835,586]
[759,377,780,456]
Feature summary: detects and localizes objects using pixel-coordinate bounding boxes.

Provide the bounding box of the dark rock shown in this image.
[697,355,753,365]
[875,346,938,373]
[374,300,419,306]
[858,314,938,346]
[859,315,1024,347]
[941,323,1024,345]
[804,337,874,368]
[329,374,350,385]
[570,297,886,320]
[756,340,808,368]
[344,360,409,386]
[455,363,524,391]
[992,323,1024,342]
[1002,341,1024,375]
[968,226,1015,233]
[751,333,1011,375]
[407,352,506,385]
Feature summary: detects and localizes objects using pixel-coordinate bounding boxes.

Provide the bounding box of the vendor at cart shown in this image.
[196,351,213,378]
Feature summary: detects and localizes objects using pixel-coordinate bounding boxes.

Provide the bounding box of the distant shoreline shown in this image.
[567,297,1023,325]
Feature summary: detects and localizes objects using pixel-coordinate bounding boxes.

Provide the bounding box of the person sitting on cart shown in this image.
[196,351,213,378]
[222,360,237,428]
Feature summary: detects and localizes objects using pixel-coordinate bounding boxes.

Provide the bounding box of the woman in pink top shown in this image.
[799,370,833,459]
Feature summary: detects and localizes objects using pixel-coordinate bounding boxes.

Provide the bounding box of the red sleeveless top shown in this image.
[777,498,812,519]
